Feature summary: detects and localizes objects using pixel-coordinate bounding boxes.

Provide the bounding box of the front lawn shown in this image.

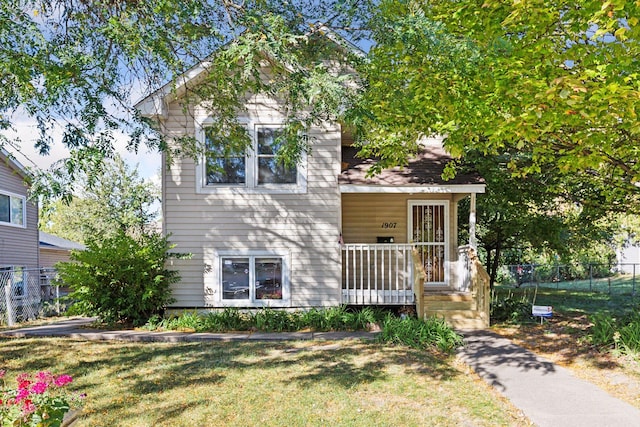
[0,338,527,426]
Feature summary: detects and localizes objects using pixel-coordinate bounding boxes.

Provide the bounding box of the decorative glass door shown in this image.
[409,201,448,286]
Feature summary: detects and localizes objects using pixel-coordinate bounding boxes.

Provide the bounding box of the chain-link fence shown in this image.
[0,268,65,326]
[500,263,640,296]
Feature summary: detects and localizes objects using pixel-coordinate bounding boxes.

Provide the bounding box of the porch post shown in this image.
[469,193,477,249]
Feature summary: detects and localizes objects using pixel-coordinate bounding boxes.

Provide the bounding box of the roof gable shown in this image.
[134,24,363,120]
[0,148,31,183]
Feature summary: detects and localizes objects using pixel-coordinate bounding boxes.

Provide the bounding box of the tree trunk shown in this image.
[488,239,503,289]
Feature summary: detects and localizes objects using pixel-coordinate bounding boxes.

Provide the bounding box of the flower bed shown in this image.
[0,370,84,426]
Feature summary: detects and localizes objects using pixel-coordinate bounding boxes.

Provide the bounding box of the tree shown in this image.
[457,150,618,287]
[0,1,370,193]
[39,154,158,243]
[356,0,640,212]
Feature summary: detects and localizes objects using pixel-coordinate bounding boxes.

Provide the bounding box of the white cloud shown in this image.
[1,116,161,181]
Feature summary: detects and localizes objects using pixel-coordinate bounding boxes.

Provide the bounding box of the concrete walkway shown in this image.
[457,330,640,427]
[0,317,378,343]
[3,318,640,426]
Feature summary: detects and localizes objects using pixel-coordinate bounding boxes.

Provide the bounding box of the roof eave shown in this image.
[339,184,486,194]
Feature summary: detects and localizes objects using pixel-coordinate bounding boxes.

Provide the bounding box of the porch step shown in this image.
[423,292,488,330]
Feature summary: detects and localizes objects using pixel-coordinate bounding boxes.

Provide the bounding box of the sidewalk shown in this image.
[457,330,640,427]
[3,319,640,426]
[0,317,378,343]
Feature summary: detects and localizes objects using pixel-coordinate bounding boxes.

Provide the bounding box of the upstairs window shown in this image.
[257,127,297,185]
[205,128,246,185]
[199,121,307,194]
[0,191,25,227]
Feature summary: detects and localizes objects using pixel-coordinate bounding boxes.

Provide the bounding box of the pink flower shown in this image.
[22,399,36,415]
[16,373,31,383]
[15,388,30,401]
[54,375,72,387]
[30,381,48,395]
[0,369,6,379]
[35,371,54,384]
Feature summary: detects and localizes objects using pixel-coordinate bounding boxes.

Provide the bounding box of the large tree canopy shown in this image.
[2,0,639,219]
[357,0,640,212]
[0,0,369,189]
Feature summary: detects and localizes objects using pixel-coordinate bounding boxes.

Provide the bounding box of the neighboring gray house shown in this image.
[136,45,490,328]
[39,231,85,269]
[0,149,39,271]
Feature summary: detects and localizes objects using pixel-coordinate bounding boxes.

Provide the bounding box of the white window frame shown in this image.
[213,250,291,308]
[195,117,307,195]
[0,190,26,228]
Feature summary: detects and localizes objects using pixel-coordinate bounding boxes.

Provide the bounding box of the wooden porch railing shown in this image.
[458,245,490,327]
[341,243,421,305]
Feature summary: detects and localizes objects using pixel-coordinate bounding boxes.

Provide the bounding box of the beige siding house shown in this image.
[39,232,85,269]
[137,55,491,329]
[0,149,38,270]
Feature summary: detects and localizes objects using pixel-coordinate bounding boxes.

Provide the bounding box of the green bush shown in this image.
[590,311,640,356]
[590,313,617,348]
[378,315,464,352]
[490,290,532,323]
[58,230,182,326]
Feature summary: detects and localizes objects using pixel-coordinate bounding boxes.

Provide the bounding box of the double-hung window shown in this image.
[205,128,246,185]
[0,191,26,227]
[219,254,289,306]
[256,127,297,185]
[199,121,306,193]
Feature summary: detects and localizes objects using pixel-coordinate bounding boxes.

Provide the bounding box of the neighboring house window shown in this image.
[0,191,26,227]
[219,253,289,306]
[205,128,246,185]
[198,120,307,194]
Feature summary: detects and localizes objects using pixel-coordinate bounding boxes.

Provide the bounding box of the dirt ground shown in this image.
[491,313,640,410]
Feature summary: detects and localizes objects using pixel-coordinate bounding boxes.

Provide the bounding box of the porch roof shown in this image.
[339,144,485,193]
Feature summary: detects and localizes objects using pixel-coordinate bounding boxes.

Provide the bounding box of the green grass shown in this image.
[520,273,640,298]
[493,284,639,317]
[0,337,524,426]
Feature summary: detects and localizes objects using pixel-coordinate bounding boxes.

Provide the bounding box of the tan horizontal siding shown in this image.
[0,159,39,269]
[39,249,72,269]
[162,96,341,308]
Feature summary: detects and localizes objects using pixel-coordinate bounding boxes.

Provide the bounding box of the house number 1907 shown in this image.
[381,222,397,229]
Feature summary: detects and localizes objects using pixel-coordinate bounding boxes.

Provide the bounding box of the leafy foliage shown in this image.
[378,315,464,352]
[144,307,463,352]
[590,311,640,357]
[58,230,182,326]
[39,154,158,243]
[144,306,386,334]
[0,0,370,196]
[490,290,533,324]
[359,0,640,213]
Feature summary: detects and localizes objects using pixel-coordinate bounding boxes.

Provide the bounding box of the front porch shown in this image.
[341,243,490,329]
[338,139,488,328]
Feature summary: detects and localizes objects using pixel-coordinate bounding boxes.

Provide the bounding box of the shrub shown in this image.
[590,313,617,348]
[490,290,532,323]
[378,315,464,352]
[58,230,183,326]
[590,311,640,357]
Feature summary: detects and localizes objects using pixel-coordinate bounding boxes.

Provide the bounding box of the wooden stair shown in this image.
[422,292,489,330]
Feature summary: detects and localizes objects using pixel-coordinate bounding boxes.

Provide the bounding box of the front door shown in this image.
[408,201,449,286]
